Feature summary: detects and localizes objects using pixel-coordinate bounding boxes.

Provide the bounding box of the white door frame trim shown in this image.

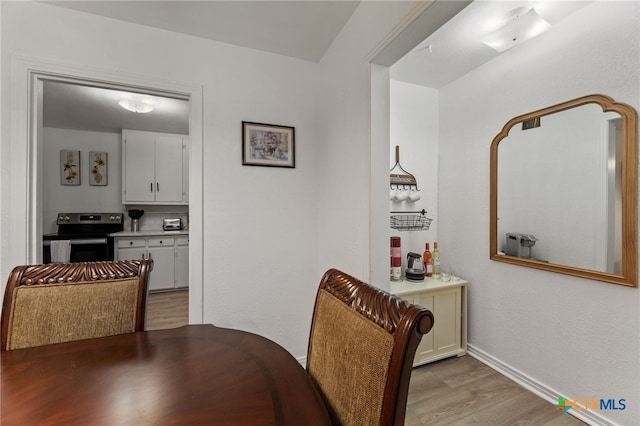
[5,54,204,324]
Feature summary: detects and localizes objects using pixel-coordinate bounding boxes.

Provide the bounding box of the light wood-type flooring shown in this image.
[145,289,190,330]
[145,290,585,426]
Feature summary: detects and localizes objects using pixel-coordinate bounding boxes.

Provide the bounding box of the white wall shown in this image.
[389,80,439,274]
[0,1,420,360]
[316,1,423,287]
[0,3,3,265]
[0,1,323,358]
[438,2,639,424]
[42,128,122,234]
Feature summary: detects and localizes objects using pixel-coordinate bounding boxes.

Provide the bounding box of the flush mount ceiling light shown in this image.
[118,99,154,113]
[482,7,551,53]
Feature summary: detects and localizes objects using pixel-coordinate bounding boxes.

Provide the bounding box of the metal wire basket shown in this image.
[390,210,432,231]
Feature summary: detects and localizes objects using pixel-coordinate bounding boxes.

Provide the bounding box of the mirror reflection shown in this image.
[490,94,637,287]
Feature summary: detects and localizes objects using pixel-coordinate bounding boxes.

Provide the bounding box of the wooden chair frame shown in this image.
[307,268,434,426]
[1,260,153,351]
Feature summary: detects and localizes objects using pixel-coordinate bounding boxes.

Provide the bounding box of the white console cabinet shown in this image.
[116,235,189,292]
[391,277,467,366]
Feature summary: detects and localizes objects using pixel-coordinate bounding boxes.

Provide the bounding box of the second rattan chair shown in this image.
[306,268,434,426]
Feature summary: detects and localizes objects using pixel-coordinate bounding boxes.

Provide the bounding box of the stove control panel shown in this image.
[57,213,123,225]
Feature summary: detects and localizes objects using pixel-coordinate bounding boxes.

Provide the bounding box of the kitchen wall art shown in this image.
[242,121,295,168]
[60,150,80,185]
[89,151,108,186]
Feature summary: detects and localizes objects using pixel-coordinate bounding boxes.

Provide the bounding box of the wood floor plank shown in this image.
[145,289,189,330]
[456,389,558,425]
[412,376,527,425]
[144,290,586,425]
[407,356,586,426]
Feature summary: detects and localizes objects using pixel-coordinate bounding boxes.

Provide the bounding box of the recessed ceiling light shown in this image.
[118,99,154,113]
[482,8,551,53]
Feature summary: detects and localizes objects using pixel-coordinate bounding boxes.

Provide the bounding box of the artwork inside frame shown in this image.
[60,150,80,185]
[89,151,108,186]
[242,121,295,168]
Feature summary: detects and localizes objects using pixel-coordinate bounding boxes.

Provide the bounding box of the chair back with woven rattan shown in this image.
[1,260,152,351]
[306,268,434,426]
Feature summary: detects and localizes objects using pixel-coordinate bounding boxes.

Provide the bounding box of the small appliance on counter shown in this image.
[505,233,537,259]
[163,218,182,231]
[405,252,425,282]
[128,209,144,232]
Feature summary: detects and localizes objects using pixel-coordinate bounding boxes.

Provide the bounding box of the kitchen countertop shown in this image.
[390,275,467,295]
[111,230,189,237]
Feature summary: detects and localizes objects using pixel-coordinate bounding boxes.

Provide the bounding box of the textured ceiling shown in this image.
[41,0,361,134]
[40,1,591,134]
[44,1,361,62]
[390,1,592,88]
[43,81,190,134]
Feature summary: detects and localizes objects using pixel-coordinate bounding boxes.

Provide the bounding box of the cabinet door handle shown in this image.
[150,183,153,192]
[142,253,145,260]
[157,182,160,192]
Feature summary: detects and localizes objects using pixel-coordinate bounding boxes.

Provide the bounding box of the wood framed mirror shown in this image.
[490,94,637,287]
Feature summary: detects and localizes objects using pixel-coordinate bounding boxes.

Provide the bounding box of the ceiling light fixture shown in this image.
[118,99,154,114]
[411,44,433,54]
[482,7,551,53]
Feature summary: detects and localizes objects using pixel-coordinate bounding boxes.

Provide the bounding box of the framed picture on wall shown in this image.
[60,150,80,185]
[89,151,108,186]
[242,121,295,168]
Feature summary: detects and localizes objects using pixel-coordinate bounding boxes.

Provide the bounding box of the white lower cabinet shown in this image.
[391,277,467,366]
[175,237,189,288]
[116,235,189,292]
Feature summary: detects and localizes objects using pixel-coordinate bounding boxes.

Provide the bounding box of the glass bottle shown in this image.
[391,237,401,281]
[423,243,433,277]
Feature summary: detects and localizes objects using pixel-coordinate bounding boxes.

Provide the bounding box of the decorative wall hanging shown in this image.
[242,121,295,168]
[60,150,80,185]
[89,151,108,186]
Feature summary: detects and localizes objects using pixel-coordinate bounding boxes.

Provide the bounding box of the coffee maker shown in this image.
[406,252,425,281]
[128,209,144,232]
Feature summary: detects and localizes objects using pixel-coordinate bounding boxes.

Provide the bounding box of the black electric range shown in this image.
[43,213,124,263]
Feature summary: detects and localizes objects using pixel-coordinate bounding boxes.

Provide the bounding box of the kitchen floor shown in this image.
[143,290,585,426]
[145,289,189,330]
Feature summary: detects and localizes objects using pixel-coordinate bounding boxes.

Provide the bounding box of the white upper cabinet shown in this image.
[122,129,188,204]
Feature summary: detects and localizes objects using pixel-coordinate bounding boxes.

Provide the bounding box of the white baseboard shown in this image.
[297,355,307,368]
[467,344,618,426]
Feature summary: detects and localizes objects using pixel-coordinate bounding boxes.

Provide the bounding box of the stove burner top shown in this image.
[54,212,124,236]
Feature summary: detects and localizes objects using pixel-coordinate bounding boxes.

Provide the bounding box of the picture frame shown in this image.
[242,121,295,168]
[60,150,80,185]
[89,151,108,186]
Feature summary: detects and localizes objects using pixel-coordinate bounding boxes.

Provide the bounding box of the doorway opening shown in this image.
[29,70,199,328]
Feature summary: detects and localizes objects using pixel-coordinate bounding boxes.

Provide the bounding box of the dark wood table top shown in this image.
[1,324,331,425]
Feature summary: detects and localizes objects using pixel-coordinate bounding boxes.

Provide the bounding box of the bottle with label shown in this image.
[423,243,433,277]
[390,237,401,281]
[432,241,441,277]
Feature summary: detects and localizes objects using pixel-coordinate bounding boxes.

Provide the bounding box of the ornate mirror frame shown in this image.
[490,94,638,287]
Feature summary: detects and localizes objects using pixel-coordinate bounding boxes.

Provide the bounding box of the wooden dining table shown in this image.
[1,324,331,425]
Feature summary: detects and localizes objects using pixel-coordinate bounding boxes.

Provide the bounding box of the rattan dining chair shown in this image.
[1,260,152,351]
[306,268,434,426]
